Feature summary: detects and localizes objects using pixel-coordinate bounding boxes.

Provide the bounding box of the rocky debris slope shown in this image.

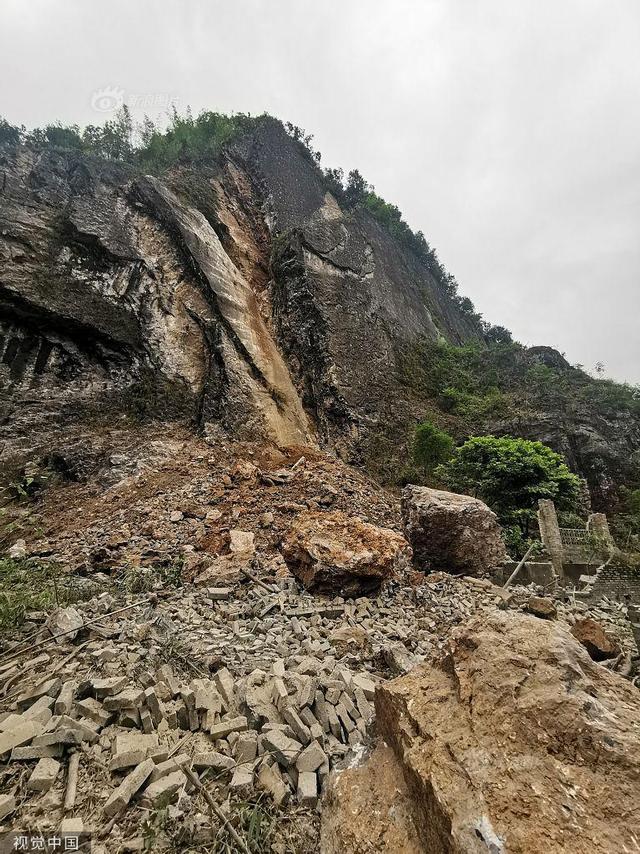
[402,485,508,576]
[1,429,639,851]
[0,562,512,850]
[1,554,636,853]
[323,610,640,854]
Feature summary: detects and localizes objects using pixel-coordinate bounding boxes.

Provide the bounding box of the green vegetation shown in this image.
[400,338,640,430]
[0,557,100,633]
[436,435,581,540]
[411,420,454,478]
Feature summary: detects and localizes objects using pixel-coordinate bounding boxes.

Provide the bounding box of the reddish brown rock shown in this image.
[322,611,640,853]
[525,595,557,619]
[321,743,422,854]
[570,617,621,661]
[402,486,508,576]
[281,510,410,594]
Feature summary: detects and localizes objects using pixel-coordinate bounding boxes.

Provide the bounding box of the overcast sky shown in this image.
[1,0,639,382]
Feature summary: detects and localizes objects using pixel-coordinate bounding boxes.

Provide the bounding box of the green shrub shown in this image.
[436,435,580,535]
[411,421,454,477]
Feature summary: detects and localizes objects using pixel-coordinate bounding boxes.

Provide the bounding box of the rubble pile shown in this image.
[1,433,638,851]
[323,611,640,854]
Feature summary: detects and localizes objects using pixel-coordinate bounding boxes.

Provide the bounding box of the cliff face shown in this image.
[0,121,637,507]
[0,122,477,473]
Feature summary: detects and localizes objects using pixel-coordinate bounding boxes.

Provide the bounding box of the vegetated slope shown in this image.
[0,112,638,515]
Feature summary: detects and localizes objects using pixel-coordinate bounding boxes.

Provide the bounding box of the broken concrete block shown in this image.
[27,757,61,792]
[156,665,180,698]
[11,744,62,760]
[140,709,154,735]
[103,758,155,816]
[272,678,289,708]
[142,769,186,808]
[353,687,373,722]
[60,818,84,834]
[54,681,77,716]
[213,668,235,709]
[192,679,223,713]
[339,692,359,720]
[75,698,112,727]
[262,730,302,768]
[282,708,311,744]
[208,587,231,600]
[54,715,100,744]
[143,688,164,726]
[119,709,142,729]
[335,703,355,734]
[148,754,191,784]
[257,763,289,806]
[32,728,82,748]
[0,794,16,820]
[103,688,145,711]
[296,741,327,773]
[209,716,248,740]
[16,678,62,711]
[92,677,128,698]
[230,764,254,794]
[351,673,375,700]
[109,732,158,772]
[297,770,318,807]
[234,732,258,766]
[192,751,236,772]
[0,719,44,756]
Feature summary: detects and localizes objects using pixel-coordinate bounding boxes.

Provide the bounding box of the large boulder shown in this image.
[402,485,508,575]
[321,611,640,853]
[281,510,410,594]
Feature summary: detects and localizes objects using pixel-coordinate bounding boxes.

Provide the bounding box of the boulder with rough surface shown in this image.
[402,485,508,575]
[281,510,410,594]
[571,617,621,660]
[322,611,640,854]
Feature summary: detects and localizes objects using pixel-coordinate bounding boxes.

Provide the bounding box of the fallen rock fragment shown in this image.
[103,758,155,817]
[45,606,84,642]
[281,510,409,594]
[323,611,640,853]
[402,485,508,575]
[571,617,621,660]
[27,757,60,792]
[525,596,557,619]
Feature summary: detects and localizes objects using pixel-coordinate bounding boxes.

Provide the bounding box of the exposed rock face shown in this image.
[323,611,640,853]
[281,510,409,594]
[0,123,479,481]
[2,123,639,504]
[321,743,422,854]
[402,485,508,575]
[571,617,621,660]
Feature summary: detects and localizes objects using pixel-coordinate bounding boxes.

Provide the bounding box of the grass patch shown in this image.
[0,557,100,633]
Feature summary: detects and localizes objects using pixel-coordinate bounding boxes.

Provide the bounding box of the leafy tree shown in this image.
[344,169,370,206]
[435,435,580,534]
[411,421,454,477]
[484,324,513,345]
[43,123,83,149]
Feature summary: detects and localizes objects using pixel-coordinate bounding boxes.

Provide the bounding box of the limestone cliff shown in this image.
[1,119,638,508]
[0,121,477,473]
